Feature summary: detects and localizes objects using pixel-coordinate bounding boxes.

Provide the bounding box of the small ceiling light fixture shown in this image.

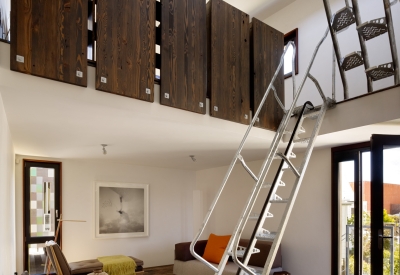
[101,144,108,155]
[189,155,196,162]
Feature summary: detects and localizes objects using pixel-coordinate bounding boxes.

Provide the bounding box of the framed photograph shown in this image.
[95,182,149,238]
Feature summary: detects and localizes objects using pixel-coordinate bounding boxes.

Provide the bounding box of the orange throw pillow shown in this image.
[202,233,231,264]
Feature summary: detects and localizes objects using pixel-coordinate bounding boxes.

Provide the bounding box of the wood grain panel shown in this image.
[96,0,155,102]
[251,18,284,131]
[10,0,87,87]
[207,0,250,124]
[160,0,207,114]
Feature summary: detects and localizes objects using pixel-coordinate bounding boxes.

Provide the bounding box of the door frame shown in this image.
[370,134,400,275]
[331,142,370,275]
[23,159,62,272]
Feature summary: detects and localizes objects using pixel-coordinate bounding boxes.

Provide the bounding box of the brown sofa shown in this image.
[173,239,289,275]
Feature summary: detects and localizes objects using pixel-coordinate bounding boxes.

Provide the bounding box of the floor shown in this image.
[143,265,174,275]
[29,254,54,275]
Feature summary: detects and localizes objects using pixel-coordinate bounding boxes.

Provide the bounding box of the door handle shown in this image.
[378,235,392,249]
[378,229,393,249]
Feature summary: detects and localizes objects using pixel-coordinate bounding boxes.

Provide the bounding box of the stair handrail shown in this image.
[189,40,297,273]
[230,27,330,275]
[232,101,314,275]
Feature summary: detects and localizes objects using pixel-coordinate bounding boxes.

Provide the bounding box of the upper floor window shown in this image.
[284,28,298,78]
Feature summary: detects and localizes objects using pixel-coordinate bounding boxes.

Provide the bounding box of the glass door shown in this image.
[370,135,400,275]
[332,146,363,275]
[23,160,61,275]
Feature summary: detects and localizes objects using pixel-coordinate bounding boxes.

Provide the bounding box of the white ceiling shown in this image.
[1,63,400,171]
[216,0,296,20]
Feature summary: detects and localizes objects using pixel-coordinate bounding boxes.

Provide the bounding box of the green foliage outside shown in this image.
[345,210,399,275]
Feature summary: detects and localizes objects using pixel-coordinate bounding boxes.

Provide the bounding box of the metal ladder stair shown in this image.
[323,0,399,97]
[190,27,335,275]
[232,101,321,275]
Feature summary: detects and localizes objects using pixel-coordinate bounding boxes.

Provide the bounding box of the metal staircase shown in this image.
[190,27,335,275]
[323,0,399,98]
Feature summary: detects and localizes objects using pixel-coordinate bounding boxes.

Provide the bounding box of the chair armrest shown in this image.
[175,240,208,262]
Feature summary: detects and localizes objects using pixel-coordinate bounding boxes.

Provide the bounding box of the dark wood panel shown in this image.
[207,0,250,124]
[160,0,207,114]
[10,0,87,87]
[251,18,284,131]
[96,0,155,102]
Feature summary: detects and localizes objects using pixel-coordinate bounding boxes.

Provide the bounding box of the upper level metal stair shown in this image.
[190,25,336,275]
[323,0,399,97]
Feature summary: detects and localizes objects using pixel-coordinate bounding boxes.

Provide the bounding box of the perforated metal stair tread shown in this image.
[284,126,305,135]
[365,63,395,81]
[274,152,296,160]
[270,199,289,203]
[294,137,311,144]
[249,212,273,220]
[229,246,260,257]
[341,51,364,71]
[256,231,277,241]
[331,7,356,32]
[262,180,286,188]
[357,18,387,41]
[303,111,320,119]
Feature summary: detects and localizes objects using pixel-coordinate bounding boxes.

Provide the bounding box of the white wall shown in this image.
[262,0,400,108]
[195,147,332,275]
[14,156,196,272]
[0,93,15,275]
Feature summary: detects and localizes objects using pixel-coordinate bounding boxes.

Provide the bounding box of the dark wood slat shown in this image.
[10,0,32,73]
[10,0,88,87]
[160,0,207,114]
[251,18,284,131]
[207,0,250,124]
[96,0,155,102]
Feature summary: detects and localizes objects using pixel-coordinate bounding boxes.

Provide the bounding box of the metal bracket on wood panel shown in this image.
[16,55,24,63]
[76,71,83,78]
[145,88,151,95]
[101,77,107,84]
[164,93,169,99]
[244,114,248,120]
[199,102,204,108]
[214,106,218,111]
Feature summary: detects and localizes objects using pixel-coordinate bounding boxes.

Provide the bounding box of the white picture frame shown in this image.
[95,182,149,238]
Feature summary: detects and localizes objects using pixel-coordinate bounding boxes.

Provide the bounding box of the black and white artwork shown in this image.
[95,182,149,238]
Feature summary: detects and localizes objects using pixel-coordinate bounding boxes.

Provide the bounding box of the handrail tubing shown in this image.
[308,73,327,102]
[261,101,329,275]
[230,27,330,275]
[233,101,314,275]
[189,41,297,273]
